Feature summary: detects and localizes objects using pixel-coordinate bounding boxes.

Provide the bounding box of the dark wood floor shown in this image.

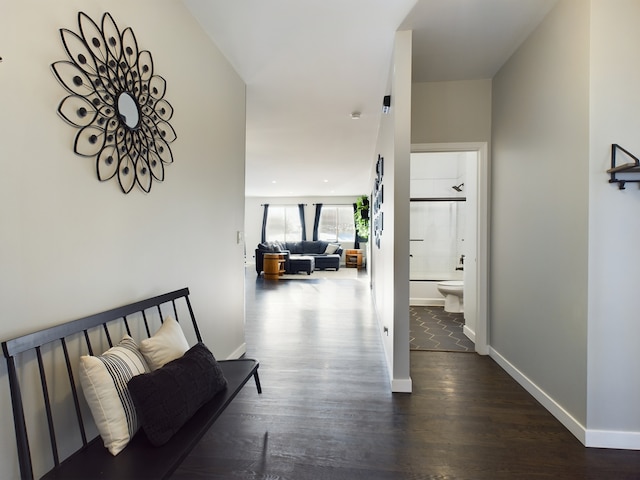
[173,269,640,479]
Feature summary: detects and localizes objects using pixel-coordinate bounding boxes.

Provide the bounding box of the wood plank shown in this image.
[607,162,640,173]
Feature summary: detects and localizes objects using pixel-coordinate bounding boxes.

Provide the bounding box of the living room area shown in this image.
[245,195,370,279]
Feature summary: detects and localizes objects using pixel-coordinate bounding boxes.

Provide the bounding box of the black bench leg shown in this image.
[254,371,263,394]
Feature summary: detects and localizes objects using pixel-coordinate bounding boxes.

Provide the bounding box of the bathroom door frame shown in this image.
[411,142,489,355]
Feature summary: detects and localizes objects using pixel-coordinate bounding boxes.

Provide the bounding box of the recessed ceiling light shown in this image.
[323,179,329,183]
[350,111,361,120]
[272,180,277,183]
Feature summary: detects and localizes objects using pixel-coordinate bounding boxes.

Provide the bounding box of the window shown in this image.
[317,205,355,242]
[265,205,303,242]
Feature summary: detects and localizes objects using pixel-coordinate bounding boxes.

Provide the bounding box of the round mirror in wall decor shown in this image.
[52,12,177,194]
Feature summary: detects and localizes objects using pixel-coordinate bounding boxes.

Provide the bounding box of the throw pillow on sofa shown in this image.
[324,243,340,255]
[258,241,282,252]
[301,240,326,254]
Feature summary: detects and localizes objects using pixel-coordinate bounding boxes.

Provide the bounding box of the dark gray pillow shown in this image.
[128,343,227,446]
[288,241,303,254]
[302,240,327,254]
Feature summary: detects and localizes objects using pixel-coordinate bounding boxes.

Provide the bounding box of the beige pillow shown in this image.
[78,335,150,456]
[139,316,190,371]
[324,243,340,254]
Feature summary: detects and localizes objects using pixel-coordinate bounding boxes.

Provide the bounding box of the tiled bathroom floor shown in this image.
[409,305,475,352]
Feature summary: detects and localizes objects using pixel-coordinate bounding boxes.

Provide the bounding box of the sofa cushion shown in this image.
[283,241,303,254]
[258,241,283,252]
[301,240,328,254]
[324,243,340,254]
[314,254,341,270]
[271,241,283,252]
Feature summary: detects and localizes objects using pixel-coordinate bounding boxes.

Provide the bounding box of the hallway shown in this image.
[173,271,640,479]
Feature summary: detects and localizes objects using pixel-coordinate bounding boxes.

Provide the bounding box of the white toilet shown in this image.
[437,280,464,313]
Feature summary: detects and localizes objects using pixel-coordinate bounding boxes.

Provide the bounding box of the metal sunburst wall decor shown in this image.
[52,12,177,194]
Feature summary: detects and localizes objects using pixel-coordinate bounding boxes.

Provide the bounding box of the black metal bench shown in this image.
[2,288,261,480]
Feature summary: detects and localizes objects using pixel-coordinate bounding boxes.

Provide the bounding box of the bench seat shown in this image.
[2,288,262,480]
[41,359,259,480]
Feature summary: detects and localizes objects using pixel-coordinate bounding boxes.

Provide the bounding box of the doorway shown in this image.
[410,143,489,355]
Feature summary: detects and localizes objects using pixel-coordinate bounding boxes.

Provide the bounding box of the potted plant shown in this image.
[355,195,370,242]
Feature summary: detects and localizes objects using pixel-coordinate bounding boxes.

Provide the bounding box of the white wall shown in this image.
[370,30,412,392]
[0,2,247,478]
[412,79,492,144]
[587,0,640,448]
[491,0,590,435]
[463,152,479,342]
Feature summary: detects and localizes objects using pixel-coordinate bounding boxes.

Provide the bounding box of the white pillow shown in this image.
[324,243,340,254]
[79,335,150,456]
[139,316,190,371]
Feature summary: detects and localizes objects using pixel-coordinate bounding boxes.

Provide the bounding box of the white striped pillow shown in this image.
[79,335,150,456]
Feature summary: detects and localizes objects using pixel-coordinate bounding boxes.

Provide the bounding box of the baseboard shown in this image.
[489,347,587,444]
[227,342,247,360]
[490,347,640,450]
[391,377,413,393]
[409,298,444,307]
[585,430,640,450]
[463,325,475,343]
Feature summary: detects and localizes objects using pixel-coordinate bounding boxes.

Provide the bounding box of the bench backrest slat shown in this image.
[103,323,113,348]
[61,337,88,447]
[35,346,60,467]
[171,300,178,325]
[6,355,34,479]
[2,287,194,480]
[142,310,151,338]
[83,329,94,357]
[185,295,203,343]
[123,316,132,338]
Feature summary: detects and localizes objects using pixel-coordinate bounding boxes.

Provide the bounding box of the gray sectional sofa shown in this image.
[255,240,343,276]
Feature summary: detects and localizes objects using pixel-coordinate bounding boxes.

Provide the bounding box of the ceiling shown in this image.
[184,0,558,198]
